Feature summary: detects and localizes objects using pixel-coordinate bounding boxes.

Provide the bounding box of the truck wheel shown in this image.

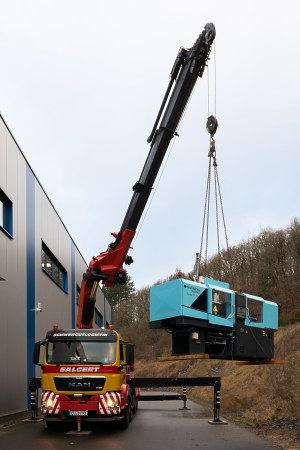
[133,396,138,413]
[45,420,57,428]
[118,406,130,430]
[128,396,133,422]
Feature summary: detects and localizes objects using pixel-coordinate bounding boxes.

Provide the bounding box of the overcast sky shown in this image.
[0,0,299,289]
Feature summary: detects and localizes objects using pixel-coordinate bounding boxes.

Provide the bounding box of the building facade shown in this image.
[0,114,112,416]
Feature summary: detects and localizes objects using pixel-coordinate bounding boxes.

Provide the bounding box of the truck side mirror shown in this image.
[126,343,134,366]
[33,340,45,366]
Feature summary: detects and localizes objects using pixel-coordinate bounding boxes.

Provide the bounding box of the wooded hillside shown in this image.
[106,218,300,357]
[203,217,300,324]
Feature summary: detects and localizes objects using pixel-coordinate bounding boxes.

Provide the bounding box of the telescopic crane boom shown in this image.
[77,23,216,328]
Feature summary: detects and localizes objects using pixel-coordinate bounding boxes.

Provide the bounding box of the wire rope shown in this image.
[130,135,177,251]
[207,65,210,117]
[198,39,232,280]
[214,165,221,277]
[130,80,198,252]
[204,157,212,274]
[199,134,231,279]
[214,41,217,117]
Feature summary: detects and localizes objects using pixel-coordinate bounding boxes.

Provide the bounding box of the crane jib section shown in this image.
[77,23,216,329]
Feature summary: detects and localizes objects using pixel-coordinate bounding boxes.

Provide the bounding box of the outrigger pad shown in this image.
[65,430,92,436]
[208,419,228,425]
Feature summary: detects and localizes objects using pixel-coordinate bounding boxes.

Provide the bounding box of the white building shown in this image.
[0,114,111,416]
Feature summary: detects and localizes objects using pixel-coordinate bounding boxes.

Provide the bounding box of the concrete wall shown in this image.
[0,115,111,416]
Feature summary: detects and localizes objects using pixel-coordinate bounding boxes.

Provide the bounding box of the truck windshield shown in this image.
[46,341,116,364]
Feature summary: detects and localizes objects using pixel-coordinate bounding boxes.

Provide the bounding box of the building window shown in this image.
[95,309,103,328]
[0,188,13,237]
[41,241,68,292]
[76,284,81,305]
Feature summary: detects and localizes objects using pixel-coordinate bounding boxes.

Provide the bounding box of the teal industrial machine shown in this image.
[150,277,278,360]
[149,61,279,362]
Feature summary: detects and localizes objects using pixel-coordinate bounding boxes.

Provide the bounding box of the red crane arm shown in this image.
[76,228,135,328]
[76,23,216,329]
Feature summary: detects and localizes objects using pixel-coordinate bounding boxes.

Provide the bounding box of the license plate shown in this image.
[68,411,88,416]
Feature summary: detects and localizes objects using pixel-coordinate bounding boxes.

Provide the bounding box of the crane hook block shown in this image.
[206,115,218,136]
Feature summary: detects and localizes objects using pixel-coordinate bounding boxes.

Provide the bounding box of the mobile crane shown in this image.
[32,23,217,429]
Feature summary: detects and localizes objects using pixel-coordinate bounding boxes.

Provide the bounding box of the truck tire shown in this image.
[128,396,133,422]
[45,420,57,428]
[119,394,134,429]
[133,395,138,413]
[118,405,130,429]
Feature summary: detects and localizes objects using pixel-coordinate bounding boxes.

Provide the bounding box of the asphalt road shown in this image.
[0,393,279,450]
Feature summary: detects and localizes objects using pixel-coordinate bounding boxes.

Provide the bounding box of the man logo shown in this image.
[68,381,91,389]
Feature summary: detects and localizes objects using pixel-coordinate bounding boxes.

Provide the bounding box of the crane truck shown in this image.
[32,23,217,429]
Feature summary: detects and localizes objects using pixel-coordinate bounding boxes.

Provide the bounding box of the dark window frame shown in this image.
[0,188,13,238]
[41,241,68,293]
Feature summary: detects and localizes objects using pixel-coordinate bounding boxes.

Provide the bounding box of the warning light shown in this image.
[53,324,59,330]
[177,272,183,278]
[108,324,114,330]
